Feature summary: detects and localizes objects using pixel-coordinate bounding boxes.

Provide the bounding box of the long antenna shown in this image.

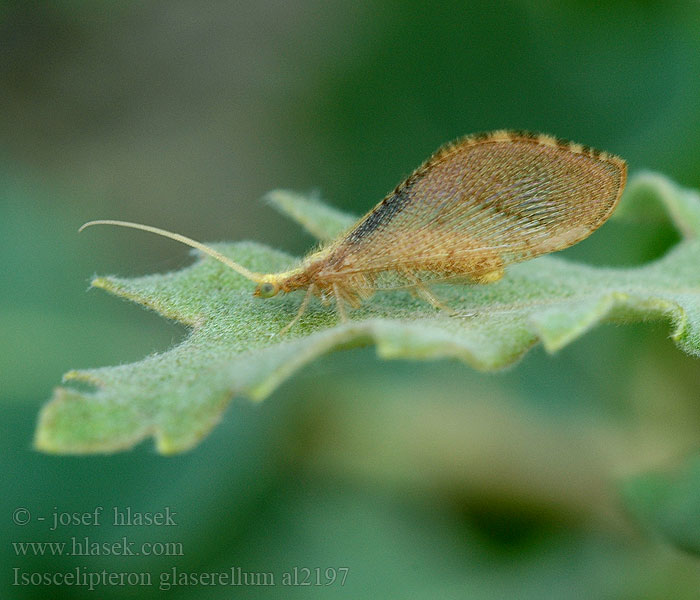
[79,220,265,283]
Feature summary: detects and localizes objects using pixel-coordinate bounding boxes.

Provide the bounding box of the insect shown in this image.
[81,130,627,335]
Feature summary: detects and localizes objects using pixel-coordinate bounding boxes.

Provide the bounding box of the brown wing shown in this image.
[321,131,626,280]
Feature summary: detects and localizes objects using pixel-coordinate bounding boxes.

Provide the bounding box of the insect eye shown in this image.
[258,282,277,298]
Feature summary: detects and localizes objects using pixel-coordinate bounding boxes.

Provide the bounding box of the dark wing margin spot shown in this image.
[346,188,410,244]
[509,129,538,140]
[471,131,492,141]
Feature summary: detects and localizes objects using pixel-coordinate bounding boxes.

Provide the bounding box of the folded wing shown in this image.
[322,131,626,281]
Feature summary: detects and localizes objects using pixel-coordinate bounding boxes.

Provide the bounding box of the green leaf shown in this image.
[37,173,700,454]
[265,189,355,241]
[622,453,700,556]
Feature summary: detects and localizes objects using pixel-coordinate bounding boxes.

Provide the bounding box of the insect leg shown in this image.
[332,283,348,323]
[279,284,315,336]
[406,274,457,316]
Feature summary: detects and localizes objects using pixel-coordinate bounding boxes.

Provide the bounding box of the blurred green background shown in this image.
[3,1,700,598]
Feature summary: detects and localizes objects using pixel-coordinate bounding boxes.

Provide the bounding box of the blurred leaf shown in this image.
[37,172,700,454]
[622,453,700,556]
[265,189,354,241]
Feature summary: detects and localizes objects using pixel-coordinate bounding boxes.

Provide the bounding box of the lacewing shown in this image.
[81,130,627,334]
